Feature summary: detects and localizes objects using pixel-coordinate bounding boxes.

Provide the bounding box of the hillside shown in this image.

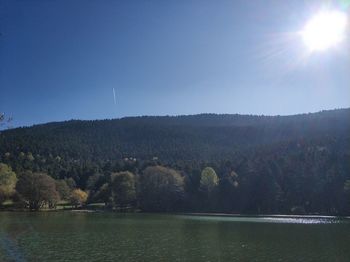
[0,108,350,214]
[1,108,349,164]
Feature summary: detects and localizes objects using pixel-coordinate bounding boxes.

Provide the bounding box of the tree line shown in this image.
[1,161,350,214]
[0,109,349,214]
[0,163,88,210]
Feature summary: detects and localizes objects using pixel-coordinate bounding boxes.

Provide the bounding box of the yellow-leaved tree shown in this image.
[0,163,17,204]
[70,189,88,208]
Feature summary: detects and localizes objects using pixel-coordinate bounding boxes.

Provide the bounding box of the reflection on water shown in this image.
[182,214,346,224]
[0,212,349,262]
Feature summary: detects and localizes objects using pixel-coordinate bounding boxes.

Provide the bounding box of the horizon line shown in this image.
[3,107,349,131]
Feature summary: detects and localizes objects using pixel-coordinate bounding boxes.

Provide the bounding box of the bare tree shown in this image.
[0,113,12,129]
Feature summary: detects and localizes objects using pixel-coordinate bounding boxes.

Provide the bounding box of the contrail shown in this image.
[113,88,116,105]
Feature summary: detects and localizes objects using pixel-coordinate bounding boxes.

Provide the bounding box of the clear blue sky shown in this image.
[1,0,349,127]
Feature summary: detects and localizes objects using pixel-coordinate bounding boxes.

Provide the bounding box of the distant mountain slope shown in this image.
[0,109,349,164]
[1,109,349,214]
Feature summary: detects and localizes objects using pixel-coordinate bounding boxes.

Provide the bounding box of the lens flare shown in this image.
[301,10,348,51]
[339,0,350,10]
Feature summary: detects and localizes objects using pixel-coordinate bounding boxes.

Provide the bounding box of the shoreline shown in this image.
[181,212,350,219]
[1,208,349,219]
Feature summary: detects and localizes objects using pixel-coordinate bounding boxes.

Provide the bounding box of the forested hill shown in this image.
[1,108,350,214]
[0,108,349,166]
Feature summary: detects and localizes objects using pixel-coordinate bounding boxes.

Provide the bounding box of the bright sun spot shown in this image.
[301,10,348,52]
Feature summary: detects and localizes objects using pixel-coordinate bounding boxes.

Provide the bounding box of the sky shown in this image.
[0,0,349,127]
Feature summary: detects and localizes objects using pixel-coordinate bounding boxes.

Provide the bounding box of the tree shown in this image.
[183,168,202,210]
[199,167,219,211]
[55,180,71,201]
[65,178,77,190]
[110,171,136,209]
[16,172,59,210]
[199,167,219,193]
[0,113,12,129]
[93,183,111,206]
[219,171,239,212]
[139,166,184,211]
[0,163,17,204]
[86,173,106,202]
[70,189,88,208]
[184,168,201,194]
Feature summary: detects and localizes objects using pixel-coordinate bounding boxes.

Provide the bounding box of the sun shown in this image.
[301,10,348,52]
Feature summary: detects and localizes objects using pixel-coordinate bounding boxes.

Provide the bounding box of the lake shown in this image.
[0,212,349,262]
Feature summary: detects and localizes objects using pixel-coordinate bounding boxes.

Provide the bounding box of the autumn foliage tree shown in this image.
[199,167,219,193]
[0,163,17,204]
[16,172,59,210]
[199,167,219,211]
[70,189,88,208]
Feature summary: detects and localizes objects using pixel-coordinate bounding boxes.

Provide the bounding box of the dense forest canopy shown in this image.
[0,108,349,214]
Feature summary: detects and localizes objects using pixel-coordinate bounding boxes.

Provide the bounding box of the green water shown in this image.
[0,212,349,262]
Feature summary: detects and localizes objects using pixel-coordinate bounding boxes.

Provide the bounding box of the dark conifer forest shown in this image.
[0,108,349,214]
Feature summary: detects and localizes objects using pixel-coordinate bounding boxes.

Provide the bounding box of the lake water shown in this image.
[0,212,349,262]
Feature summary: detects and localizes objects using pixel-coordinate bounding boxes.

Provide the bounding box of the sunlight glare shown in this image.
[301,10,348,52]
